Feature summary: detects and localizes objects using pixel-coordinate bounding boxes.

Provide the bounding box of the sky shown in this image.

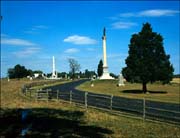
[1,1,180,77]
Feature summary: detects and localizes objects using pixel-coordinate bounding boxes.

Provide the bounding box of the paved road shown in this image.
[43,79,180,124]
[45,79,89,93]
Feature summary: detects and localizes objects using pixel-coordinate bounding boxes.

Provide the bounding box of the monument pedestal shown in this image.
[100,67,114,80]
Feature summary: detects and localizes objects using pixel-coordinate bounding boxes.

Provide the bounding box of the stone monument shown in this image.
[100,27,114,80]
[118,73,125,86]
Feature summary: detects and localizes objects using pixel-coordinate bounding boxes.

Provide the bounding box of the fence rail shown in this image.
[21,85,180,125]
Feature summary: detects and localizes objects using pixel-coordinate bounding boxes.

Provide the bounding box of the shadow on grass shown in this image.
[122,90,167,94]
[0,108,113,138]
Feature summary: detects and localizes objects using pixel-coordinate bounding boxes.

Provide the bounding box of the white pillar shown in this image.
[100,27,114,80]
[102,36,107,67]
[52,56,56,77]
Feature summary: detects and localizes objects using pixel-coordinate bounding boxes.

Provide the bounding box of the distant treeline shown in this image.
[7,64,119,79]
[8,64,43,79]
[7,64,98,79]
[173,74,180,78]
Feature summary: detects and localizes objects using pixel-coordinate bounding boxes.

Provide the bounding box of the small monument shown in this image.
[46,56,61,80]
[52,56,58,79]
[118,73,125,86]
[99,27,114,80]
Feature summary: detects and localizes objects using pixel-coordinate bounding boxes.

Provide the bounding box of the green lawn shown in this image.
[77,79,180,103]
[1,79,180,138]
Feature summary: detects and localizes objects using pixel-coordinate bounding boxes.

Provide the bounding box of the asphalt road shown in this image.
[45,79,89,93]
[43,79,180,124]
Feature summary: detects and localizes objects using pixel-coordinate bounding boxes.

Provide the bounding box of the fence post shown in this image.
[57,90,59,100]
[70,90,72,104]
[29,89,31,98]
[36,90,39,102]
[110,95,113,110]
[25,88,27,96]
[85,92,88,109]
[143,98,146,121]
[47,89,49,102]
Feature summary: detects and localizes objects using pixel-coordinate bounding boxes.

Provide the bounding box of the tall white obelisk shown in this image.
[52,56,57,78]
[100,27,114,80]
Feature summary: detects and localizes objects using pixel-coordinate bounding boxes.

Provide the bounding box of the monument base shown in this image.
[117,83,125,86]
[99,66,114,80]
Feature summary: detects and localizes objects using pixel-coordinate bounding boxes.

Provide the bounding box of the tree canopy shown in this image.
[122,22,174,92]
[8,64,33,79]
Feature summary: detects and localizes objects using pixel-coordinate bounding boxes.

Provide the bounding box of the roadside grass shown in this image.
[171,78,180,84]
[77,79,180,103]
[1,79,180,137]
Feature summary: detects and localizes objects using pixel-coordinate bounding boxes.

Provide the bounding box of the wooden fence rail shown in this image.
[22,86,180,125]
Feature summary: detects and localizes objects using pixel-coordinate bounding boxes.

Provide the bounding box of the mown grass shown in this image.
[1,79,180,138]
[77,79,180,103]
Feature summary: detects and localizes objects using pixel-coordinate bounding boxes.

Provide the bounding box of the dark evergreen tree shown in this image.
[8,68,15,78]
[110,73,118,79]
[122,23,174,93]
[97,59,103,77]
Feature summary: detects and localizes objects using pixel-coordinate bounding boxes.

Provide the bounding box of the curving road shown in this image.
[44,79,89,93]
[43,79,180,124]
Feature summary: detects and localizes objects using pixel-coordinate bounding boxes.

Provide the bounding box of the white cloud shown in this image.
[139,9,179,17]
[24,25,48,34]
[119,9,179,17]
[63,35,97,45]
[13,47,41,57]
[64,48,79,54]
[1,38,37,46]
[111,22,137,29]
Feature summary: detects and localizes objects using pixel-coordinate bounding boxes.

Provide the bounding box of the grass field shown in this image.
[1,79,180,137]
[77,79,180,104]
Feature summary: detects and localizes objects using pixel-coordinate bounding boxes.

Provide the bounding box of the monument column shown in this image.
[100,27,114,80]
[102,28,107,68]
[52,56,56,78]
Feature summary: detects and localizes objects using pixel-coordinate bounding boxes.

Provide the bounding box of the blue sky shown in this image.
[1,1,179,77]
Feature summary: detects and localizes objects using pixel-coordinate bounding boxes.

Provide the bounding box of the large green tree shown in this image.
[122,23,174,93]
[97,59,103,77]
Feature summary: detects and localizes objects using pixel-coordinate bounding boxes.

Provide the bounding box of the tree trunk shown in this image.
[142,82,147,93]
